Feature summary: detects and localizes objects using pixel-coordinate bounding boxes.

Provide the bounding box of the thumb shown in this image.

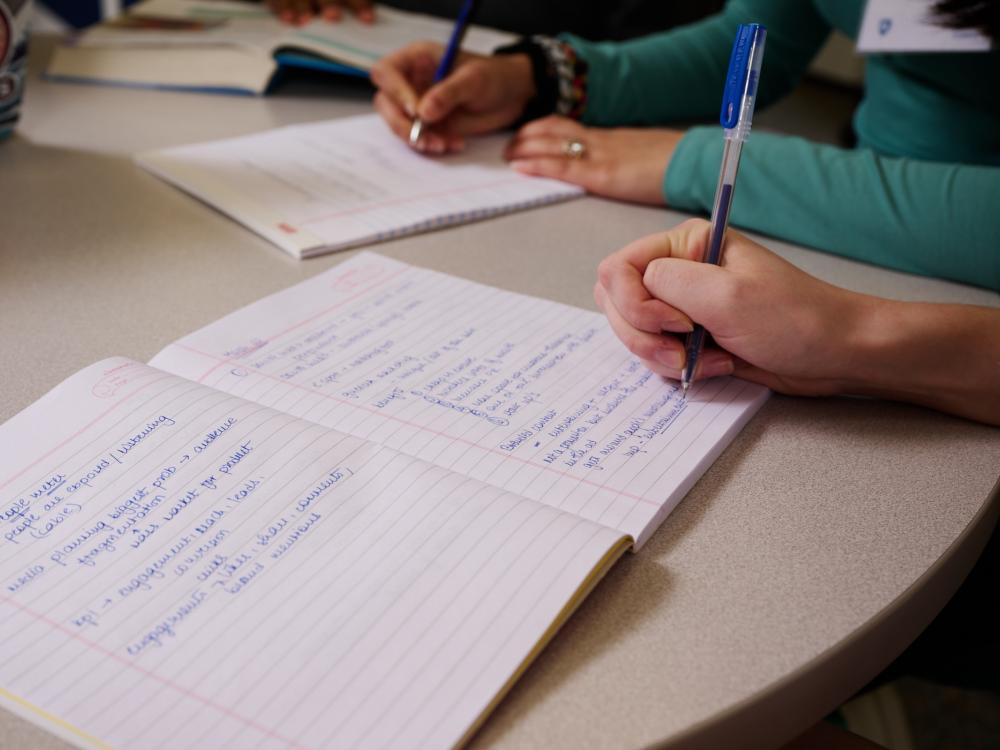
[418,63,487,123]
[642,258,734,330]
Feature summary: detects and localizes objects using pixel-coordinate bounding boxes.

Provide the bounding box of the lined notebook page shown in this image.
[136,115,583,258]
[151,253,769,548]
[0,359,626,750]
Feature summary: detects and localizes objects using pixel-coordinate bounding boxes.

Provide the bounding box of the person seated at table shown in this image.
[599,219,1000,425]
[263,0,723,40]
[368,0,1000,292]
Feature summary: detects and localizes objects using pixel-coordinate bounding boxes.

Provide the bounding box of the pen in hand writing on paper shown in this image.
[680,23,767,399]
[408,0,482,148]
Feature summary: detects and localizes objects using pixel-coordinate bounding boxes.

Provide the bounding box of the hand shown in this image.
[267,0,374,26]
[371,43,535,153]
[507,117,681,206]
[595,219,869,396]
[600,220,1000,424]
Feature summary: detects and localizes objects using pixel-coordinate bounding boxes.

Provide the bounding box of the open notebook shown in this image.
[47,0,514,94]
[0,253,767,749]
[137,114,584,258]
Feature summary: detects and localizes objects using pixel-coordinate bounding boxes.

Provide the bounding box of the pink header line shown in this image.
[0,592,309,749]
[0,370,172,495]
[190,266,412,385]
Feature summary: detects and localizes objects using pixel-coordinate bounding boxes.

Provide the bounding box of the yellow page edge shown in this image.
[456,534,635,749]
[0,686,115,750]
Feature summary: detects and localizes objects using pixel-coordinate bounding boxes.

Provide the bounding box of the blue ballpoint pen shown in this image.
[680,23,767,398]
[408,0,482,146]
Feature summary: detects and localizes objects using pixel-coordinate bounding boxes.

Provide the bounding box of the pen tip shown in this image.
[680,380,690,400]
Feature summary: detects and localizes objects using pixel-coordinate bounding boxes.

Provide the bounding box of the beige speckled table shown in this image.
[2,36,998,750]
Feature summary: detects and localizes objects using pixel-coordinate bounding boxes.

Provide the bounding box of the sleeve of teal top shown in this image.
[665,128,1000,291]
[562,0,831,126]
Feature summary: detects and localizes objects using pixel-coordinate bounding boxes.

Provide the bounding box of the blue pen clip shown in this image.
[720,23,767,140]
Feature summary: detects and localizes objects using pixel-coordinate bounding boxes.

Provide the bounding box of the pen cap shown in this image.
[720,23,767,141]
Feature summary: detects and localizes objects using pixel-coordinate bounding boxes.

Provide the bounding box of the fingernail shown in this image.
[405,102,416,117]
[654,349,683,370]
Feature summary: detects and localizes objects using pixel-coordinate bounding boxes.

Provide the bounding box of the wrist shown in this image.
[836,296,948,404]
[813,288,881,396]
[497,53,536,110]
[494,36,588,124]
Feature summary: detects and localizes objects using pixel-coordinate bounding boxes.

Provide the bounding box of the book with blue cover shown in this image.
[46,0,513,95]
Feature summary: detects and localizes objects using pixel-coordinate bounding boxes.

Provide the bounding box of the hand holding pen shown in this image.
[371,33,536,152]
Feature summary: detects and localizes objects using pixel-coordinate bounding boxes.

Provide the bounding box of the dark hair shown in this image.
[933,0,1000,43]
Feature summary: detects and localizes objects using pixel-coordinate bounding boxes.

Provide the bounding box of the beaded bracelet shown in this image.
[494,35,589,123]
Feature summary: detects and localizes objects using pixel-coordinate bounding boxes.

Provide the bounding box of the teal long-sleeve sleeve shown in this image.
[665,128,1000,291]
[558,0,999,288]
[563,0,832,126]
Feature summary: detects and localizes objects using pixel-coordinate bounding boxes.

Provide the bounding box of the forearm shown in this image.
[564,0,829,125]
[843,298,1000,425]
[665,129,1000,291]
[562,19,734,125]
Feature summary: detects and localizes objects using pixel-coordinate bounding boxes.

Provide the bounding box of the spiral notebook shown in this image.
[137,115,584,258]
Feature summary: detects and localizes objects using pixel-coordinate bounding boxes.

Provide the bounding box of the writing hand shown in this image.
[595,219,866,394]
[371,43,535,154]
[267,0,375,25]
[507,118,682,206]
[597,219,1000,425]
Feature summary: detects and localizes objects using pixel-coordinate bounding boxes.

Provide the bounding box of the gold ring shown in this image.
[563,139,587,159]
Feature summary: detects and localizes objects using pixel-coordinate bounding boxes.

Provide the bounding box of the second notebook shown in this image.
[137,114,584,258]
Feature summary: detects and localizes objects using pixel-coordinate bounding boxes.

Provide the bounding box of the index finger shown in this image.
[597,219,710,334]
[515,115,584,140]
[370,42,443,117]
